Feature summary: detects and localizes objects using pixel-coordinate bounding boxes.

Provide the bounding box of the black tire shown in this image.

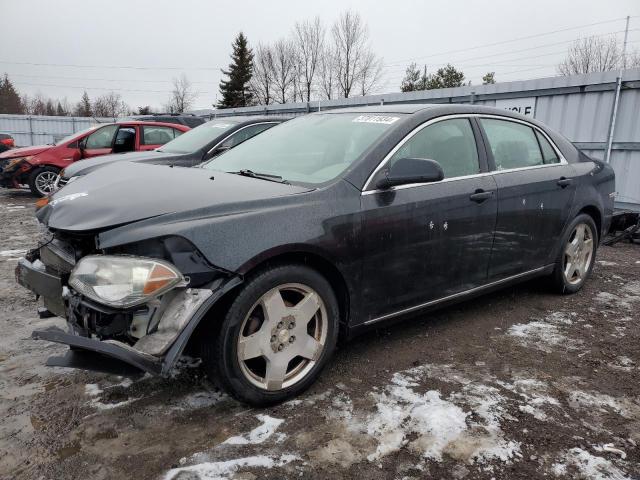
[28,166,60,197]
[201,264,339,406]
[550,213,598,294]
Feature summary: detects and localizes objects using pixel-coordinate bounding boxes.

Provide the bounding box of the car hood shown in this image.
[63,150,180,177]
[38,161,311,232]
[0,144,51,159]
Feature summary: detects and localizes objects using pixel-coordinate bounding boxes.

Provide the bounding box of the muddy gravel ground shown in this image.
[1,188,639,480]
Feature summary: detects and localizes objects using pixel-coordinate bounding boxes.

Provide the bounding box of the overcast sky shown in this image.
[2,0,638,111]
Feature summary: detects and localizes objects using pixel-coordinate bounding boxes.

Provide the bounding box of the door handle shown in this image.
[469,190,493,203]
[557,177,573,188]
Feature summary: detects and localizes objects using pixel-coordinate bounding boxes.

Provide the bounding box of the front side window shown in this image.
[141,126,177,145]
[218,123,276,149]
[204,113,401,185]
[159,120,240,154]
[480,119,543,170]
[389,118,479,178]
[84,124,118,149]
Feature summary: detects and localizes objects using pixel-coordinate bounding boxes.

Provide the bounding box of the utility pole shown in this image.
[605,15,630,163]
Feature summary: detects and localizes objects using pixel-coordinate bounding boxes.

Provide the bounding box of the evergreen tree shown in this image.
[75,91,92,117]
[400,63,421,92]
[45,99,56,116]
[218,32,254,108]
[0,74,24,114]
[425,64,466,89]
[482,72,496,85]
[56,102,66,116]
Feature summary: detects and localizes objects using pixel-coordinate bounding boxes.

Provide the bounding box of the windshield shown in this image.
[203,113,402,184]
[159,119,239,154]
[55,126,99,146]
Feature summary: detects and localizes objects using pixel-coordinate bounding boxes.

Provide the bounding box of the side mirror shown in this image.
[376,157,444,189]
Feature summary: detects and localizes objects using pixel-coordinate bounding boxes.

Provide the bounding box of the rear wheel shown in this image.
[28,166,60,197]
[201,264,339,406]
[551,214,597,294]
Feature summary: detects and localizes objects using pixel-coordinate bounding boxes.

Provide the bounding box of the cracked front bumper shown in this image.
[17,255,240,376]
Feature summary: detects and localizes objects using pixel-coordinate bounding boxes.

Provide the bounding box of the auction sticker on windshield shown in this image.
[352,115,400,124]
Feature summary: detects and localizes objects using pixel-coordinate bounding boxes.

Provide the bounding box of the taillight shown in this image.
[0,138,14,146]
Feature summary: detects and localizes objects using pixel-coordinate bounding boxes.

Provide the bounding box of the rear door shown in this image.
[360,117,497,323]
[478,117,576,280]
[139,125,182,151]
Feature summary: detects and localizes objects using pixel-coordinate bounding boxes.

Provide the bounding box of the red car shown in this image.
[0,121,190,197]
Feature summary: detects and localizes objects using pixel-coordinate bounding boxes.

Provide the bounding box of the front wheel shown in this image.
[28,166,60,197]
[551,214,598,294]
[202,264,339,406]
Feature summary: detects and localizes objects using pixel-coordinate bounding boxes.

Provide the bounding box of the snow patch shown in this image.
[223,414,284,445]
[552,447,631,480]
[0,249,27,259]
[568,390,637,418]
[361,367,520,463]
[499,378,560,421]
[164,454,299,480]
[172,390,228,410]
[506,311,581,352]
[596,260,618,267]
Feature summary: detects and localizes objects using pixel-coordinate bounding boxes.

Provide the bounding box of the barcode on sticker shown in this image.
[352,115,400,125]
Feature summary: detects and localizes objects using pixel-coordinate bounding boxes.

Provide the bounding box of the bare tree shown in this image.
[558,36,622,75]
[251,44,276,105]
[294,17,325,102]
[331,11,382,98]
[357,50,383,96]
[317,46,337,100]
[93,92,129,117]
[165,74,197,113]
[272,38,297,104]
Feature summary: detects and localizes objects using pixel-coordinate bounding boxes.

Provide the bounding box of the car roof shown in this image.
[207,116,289,125]
[315,103,535,122]
[101,120,191,130]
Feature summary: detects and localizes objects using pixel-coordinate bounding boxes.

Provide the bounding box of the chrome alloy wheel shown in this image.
[563,223,594,285]
[236,283,328,391]
[35,171,58,195]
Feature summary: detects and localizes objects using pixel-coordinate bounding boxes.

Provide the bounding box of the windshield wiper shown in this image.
[230,169,289,184]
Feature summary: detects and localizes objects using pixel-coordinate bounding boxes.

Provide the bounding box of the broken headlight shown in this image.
[69,255,185,308]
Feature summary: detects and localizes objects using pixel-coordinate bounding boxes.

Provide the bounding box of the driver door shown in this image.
[81,124,118,158]
[359,117,497,324]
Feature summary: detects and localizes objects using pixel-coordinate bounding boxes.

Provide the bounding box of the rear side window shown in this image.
[389,118,480,179]
[535,130,560,164]
[142,126,178,145]
[480,119,543,170]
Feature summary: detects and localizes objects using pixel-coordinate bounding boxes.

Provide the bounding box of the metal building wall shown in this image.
[0,115,116,147]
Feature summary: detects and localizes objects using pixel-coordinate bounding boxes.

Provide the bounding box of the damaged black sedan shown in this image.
[17,105,615,405]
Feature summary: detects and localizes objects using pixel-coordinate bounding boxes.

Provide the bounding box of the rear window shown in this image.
[183,117,206,127]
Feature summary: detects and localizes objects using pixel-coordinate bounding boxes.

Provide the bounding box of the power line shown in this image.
[0,60,221,71]
[382,28,638,69]
[12,81,213,95]
[0,17,632,75]
[7,73,214,85]
[382,16,630,66]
